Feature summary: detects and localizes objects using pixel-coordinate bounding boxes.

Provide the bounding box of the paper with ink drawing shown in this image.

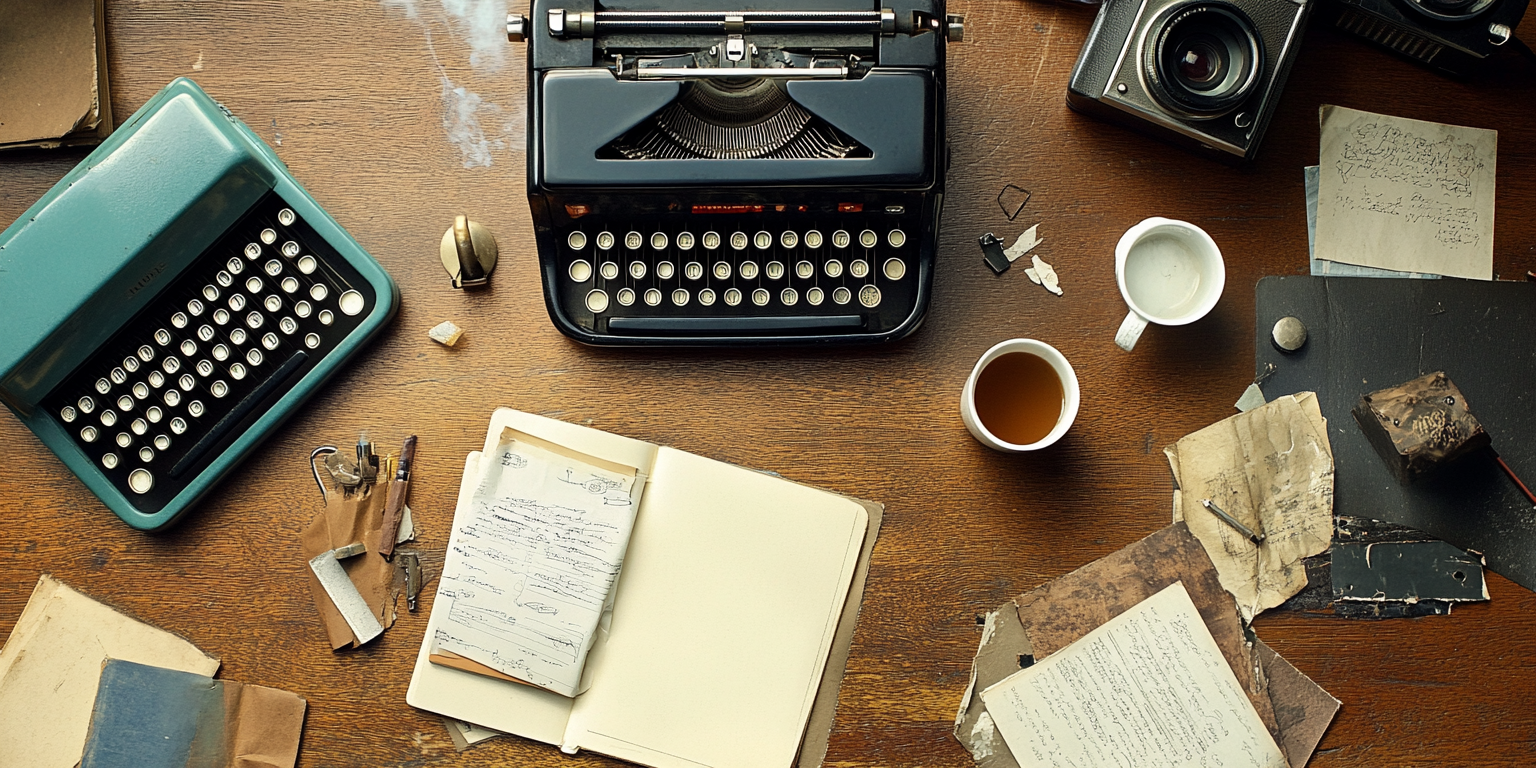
[1166,393,1334,621]
[980,581,1287,768]
[433,430,644,697]
[1315,105,1495,280]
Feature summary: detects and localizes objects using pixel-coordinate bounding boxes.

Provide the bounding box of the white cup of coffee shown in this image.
[1113,217,1225,352]
[961,339,1080,452]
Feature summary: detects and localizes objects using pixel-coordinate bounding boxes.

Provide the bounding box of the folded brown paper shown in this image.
[299,482,403,649]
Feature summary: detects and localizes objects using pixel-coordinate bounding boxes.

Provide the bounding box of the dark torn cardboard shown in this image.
[955,524,1340,768]
[0,0,114,149]
[1332,540,1488,603]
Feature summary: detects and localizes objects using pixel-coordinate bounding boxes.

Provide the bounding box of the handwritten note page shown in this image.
[1316,105,1495,280]
[434,430,644,697]
[980,582,1287,768]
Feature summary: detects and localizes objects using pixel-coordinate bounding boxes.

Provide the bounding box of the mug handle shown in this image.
[1115,311,1147,352]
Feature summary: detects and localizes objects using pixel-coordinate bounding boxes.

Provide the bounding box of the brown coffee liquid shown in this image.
[974,352,1064,445]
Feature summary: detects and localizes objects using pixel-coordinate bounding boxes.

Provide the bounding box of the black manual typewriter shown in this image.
[513,1,962,346]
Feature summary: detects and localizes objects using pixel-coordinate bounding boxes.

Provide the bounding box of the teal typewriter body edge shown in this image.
[0,78,399,531]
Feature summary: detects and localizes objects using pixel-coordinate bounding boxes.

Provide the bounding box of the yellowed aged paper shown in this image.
[1168,393,1334,621]
[1315,105,1495,280]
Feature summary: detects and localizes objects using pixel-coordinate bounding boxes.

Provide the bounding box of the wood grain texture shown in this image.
[3,2,1535,766]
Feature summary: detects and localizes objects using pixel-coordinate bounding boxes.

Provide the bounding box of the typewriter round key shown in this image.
[170,418,188,435]
[567,231,588,250]
[265,260,283,276]
[807,287,825,306]
[80,395,97,413]
[781,231,799,249]
[832,230,851,249]
[246,312,264,329]
[340,290,366,316]
[883,258,907,280]
[154,329,173,346]
[127,469,154,494]
[115,432,130,448]
[887,229,907,248]
[569,260,593,282]
[309,284,328,301]
[850,259,870,279]
[245,243,262,259]
[629,261,647,280]
[162,356,181,374]
[100,410,117,427]
[296,255,317,276]
[102,453,118,470]
[293,301,312,319]
[724,288,743,306]
[672,289,689,307]
[125,354,143,371]
[713,261,732,280]
[188,400,206,417]
[95,378,112,394]
[138,447,155,463]
[264,295,283,313]
[278,208,296,226]
[796,261,815,279]
[211,381,230,398]
[178,374,195,391]
[229,363,247,380]
[730,232,749,251]
[133,382,150,399]
[685,262,704,280]
[832,286,852,305]
[752,288,770,307]
[698,288,717,306]
[61,406,77,423]
[282,241,301,257]
[116,395,134,411]
[600,261,620,280]
[657,261,675,280]
[855,230,876,249]
[318,310,334,326]
[766,261,785,280]
[596,232,615,250]
[228,294,247,312]
[111,368,129,385]
[281,277,300,294]
[153,435,170,451]
[859,285,882,307]
[198,325,216,342]
[651,232,668,250]
[644,288,662,306]
[304,333,321,349]
[754,231,773,250]
[147,371,165,388]
[164,389,181,407]
[280,317,298,335]
[625,232,643,250]
[81,426,99,442]
[262,333,280,350]
[702,231,722,250]
[260,228,277,245]
[217,271,234,288]
[146,406,162,423]
[781,288,799,307]
[180,340,197,356]
[617,288,636,307]
[677,232,696,250]
[739,261,759,280]
[229,328,247,346]
[824,260,844,278]
[202,285,220,301]
[805,230,824,249]
[196,360,214,377]
[246,277,264,293]
[585,290,610,313]
[131,418,147,436]
[187,299,204,316]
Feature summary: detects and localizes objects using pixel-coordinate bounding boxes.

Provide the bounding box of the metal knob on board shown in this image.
[440,215,498,289]
[1272,316,1308,353]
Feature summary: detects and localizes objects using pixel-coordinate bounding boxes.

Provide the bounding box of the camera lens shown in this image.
[1145,3,1263,116]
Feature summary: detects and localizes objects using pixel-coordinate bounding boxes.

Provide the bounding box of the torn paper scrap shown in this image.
[1024,267,1040,284]
[443,718,505,751]
[1166,393,1335,622]
[429,320,465,346]
[1002,225,1041,263]
[1030,255,1062,296]
[953,608,1030,768]
[1235,382,1267,412]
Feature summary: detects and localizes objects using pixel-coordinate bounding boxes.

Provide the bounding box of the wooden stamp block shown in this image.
[1353,372,1490,484]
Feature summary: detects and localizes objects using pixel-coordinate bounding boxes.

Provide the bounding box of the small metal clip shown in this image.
[310,446,338,501]
[400,551,423,612]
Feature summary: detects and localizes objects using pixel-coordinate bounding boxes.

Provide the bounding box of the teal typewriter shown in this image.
[0,78,398,531]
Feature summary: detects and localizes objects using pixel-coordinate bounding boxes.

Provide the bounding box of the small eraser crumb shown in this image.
[429,321,465,347]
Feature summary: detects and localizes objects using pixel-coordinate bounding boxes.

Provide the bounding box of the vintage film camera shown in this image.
[1067,0,1313,162]
[1332,0,1529,75]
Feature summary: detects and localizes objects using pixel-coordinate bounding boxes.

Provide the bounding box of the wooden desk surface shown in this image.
[3,2,1535,766]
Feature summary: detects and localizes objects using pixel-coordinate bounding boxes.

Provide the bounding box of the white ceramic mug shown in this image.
[961,339,1080,452]
[1113,217,1226,352]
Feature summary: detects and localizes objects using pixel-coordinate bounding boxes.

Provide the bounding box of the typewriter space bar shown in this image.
[608,315,863,335]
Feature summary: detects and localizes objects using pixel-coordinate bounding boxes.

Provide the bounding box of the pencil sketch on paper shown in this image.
[433,430,644,696]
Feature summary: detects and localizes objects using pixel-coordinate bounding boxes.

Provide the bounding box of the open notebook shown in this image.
[407,409,879,768]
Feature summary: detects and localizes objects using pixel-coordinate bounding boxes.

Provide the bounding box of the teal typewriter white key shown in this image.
[246,348,263,366]
[187,299,204,316]
[260,228,277,245]
[197,325,215,342]
[102,453,118,469]
[146,406,162,423]
[123,356,140,373]
[246,312,264,329]
[263,295,282,312]
[309,284,328,301]
[888,229,906,248]
[80,425,99,442]
[293,301,312,318]
[702,231,721,250]
[262,333,279,350]
[78,395,96,413]
[177,374,194,391]
[111,367,128,384]
[339,291,365,316]
[884,258,907,280]
[114,431,130,447]
[153,435,170,450]
[210,381,229,398]
[164,389,181,407]
[318,310,334,326]
[127,469,153,494]
[264,260,282,276]
[95,377,111,394]
[281,277,299,293]
[60,405,77,422]
[859,230,878,248]
[585,289,609,313]
[245,277,263,293]
[169,418,187,435]
[187,400,205,417]
[279,318,297,335]
[195,360,214,377]
[201,285,219,301]
[781,231,799,249]
[147,370,164,387]
[833,286,852,304]
[698,288,716,306]
[100,410,117,426]
[303,334,320,349]
[116,395,133,411]
[228,328,247,345]
[805,230,824,249]
[154,329,173,345]
[131,418,147,435]
[216,271,233,286]
[297,255,317,274]
[228,294,247,312]
[179,340,196,356]
[229,363,247,380]
[138,446,154,463]
[162,357,180,374]
[245,243,262,259]
[600,261,619,279]
[807,287,825,306]
[132,382,149,399]
[277,208,296,226]
[281,241,301,257]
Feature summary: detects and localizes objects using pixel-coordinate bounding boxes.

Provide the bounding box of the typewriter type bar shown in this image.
[547,9,904,37]
[0,78,397,529]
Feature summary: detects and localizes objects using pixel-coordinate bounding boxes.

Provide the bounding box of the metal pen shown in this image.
[1200,498,1265,545]
[376,435,417,558]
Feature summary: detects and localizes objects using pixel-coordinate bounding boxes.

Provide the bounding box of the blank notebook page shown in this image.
[563,447,868,768]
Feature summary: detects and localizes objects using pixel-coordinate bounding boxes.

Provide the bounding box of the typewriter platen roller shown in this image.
[518,1,961,346]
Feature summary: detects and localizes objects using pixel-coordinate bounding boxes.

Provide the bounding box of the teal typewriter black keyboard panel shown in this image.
[552,213,923,337]
[41,193,376,515]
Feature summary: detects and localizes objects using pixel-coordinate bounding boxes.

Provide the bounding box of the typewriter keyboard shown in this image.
[43,194,377,513]
[552,214,923,339]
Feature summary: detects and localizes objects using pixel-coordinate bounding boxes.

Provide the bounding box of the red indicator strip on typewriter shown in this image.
[692,204,765,214]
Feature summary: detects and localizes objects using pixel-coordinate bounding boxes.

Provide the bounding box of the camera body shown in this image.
[1333,0,1529,75]
[1067,0,1313,163]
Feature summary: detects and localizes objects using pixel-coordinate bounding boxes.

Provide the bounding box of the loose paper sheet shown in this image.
[1167,393,1335,621]
[433,430,643,697]
[1315,105,1495,280]
[980,582,1287,768]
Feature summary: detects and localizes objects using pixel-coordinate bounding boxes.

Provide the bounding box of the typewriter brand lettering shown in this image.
[127,262,169,298]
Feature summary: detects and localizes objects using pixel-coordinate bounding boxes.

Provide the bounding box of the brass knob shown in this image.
[507,14,527,43]
[439,215,498,289]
